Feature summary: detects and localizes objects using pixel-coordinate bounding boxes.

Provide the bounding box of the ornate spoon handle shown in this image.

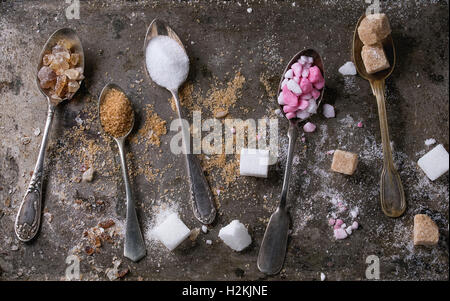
[371,80,406,217]
[171,90,216,224]
[15,103,55,242]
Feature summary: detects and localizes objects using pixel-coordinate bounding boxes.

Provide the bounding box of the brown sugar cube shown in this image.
[361,44,390,74]
[357,13,391,45]
[331,150,358,175]
[414,214,439,246]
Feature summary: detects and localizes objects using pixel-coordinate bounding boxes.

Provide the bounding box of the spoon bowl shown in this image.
[37,28,85,104]
[352,15,395,82]
[278,49,325,125]
[98,83,135,139]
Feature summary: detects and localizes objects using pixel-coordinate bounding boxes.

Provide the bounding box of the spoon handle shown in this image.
[280,122,299,209]
[172,91,216,224]
[371,80,406,217]
[116,138,146,262]
[257,122,297,275]
[15,103,55,242]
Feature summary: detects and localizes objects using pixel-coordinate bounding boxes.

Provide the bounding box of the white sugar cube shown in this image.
[153,213,191,250]
[218,220,252,251]
[322,104,335,118]
[338,61,357,76]
[239,148,269,178]
[418,144,449,181]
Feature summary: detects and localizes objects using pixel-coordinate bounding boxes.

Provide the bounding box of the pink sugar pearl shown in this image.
[291,62,303,78]
[300,77,313,94]
[308,66,323,84]
[285,112,296,119]
[282,85,299,107]
[303,122,316,133]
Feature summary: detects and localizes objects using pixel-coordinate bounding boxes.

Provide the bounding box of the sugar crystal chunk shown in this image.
[54,75,68,97]
[218,220,251,251]
[67,80,80,93]
[38,66,56,89]
[153,213,191,250]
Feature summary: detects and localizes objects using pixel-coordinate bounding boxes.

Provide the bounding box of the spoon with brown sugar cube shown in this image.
[98,83,146,262]
[353,14,406,218]
[15,28,84,242]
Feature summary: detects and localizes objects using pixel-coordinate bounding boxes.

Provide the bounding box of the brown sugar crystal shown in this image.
[414,214,439,246]
[331,150,358,175]
[361,44,390,74]
[100,89,133,138]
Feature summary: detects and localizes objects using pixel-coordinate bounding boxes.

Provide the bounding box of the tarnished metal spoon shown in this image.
[257,49,325,275]
[143,18,216,225]
[15,28,84,242]
[98,83,146,262]
[352,14,406,218]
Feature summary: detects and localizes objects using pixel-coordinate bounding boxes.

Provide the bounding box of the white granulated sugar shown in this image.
[425,138,436,146]
[338,61,357,76]
[145,35,189,91]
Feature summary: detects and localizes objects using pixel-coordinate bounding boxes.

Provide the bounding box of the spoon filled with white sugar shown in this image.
[144,19,216,225]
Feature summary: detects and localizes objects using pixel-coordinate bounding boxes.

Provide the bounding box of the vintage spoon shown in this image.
[143,19,216,225]
[257,49,325,275]
[352,14,406,217]
[15,28,84,242]
[98,83,146,262]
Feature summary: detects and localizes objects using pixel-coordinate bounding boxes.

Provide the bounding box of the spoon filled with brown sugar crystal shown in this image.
[98,83,146,262]
[15,28,85,242]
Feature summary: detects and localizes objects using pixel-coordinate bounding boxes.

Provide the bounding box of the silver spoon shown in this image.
[352,14,405,217]
[15,28,84,242]
[257,49,325,275]
[98,83,146,262]
[143,19,216,225]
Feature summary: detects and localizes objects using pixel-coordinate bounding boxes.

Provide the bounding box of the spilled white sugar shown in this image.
[425,138,436,146]
[338,61,357,76]
[145,35,189,91]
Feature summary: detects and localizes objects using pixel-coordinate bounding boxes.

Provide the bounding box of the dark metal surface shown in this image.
[0,0,448,281]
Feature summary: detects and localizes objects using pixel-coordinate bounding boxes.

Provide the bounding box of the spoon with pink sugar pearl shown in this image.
[257,49,325,275]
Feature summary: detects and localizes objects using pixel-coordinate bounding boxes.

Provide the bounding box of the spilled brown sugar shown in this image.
[100,89,133,138]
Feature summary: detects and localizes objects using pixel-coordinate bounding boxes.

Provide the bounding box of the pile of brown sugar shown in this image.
[100,89,133,138]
